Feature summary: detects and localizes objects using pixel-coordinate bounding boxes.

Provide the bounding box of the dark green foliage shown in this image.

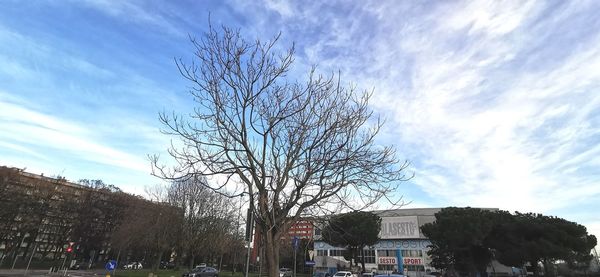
[321,211,381,272]
[488,213,597,276]
[421,207,510,277]
[421,208,597,277]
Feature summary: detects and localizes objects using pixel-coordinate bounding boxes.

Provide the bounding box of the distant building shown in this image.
[313,208,509,277]
[250,219,314,263]
[0,166,149,265]
[314,208,439,276]
[287,219,314,240]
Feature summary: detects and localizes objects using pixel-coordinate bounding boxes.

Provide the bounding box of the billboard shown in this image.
[378,257,397,265]
[403,258,423,265]
[379,216,419,239]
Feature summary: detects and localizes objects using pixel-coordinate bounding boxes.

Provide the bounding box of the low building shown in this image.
[251,219,315,263]
[314,208,514,277]
[314,208,439,276]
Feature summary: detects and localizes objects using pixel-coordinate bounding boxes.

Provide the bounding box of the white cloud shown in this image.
[0,94,151,174]
[234,1,600,230]
[75,0,185,37]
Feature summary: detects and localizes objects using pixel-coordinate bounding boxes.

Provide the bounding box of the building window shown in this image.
[377,250,395,257]
[359,249,376,264]
[378,265,395,271]
[406,265,425,271]
[317,250,328,256]
[401,250,422,257]
[330,249,347,257]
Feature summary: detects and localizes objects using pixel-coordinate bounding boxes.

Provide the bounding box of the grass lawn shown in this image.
[112,269,184,277]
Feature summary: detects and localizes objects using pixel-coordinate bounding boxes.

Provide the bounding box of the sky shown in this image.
[1,0,599,239]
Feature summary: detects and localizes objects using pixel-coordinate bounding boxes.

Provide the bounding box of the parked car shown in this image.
[160,261,176,269]
[423,272,441,277]
[334,271,356,277]
[182,266,219,277]
[280,268,293,277]
[314,272,331,277]
[70,262,92,270]
[123,262,143,270]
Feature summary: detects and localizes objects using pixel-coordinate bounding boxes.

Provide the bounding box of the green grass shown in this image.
[112,269,185,277]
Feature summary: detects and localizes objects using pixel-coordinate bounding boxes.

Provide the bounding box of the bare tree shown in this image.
[111,195,181,273]
[152,24,409,277]
[167,177,240,269]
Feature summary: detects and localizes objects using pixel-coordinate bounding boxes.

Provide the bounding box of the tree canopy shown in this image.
[152,23,409,277]
[321,211,382,272]
[421,208,597,277]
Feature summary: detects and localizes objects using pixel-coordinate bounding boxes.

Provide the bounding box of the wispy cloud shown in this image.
[223,0,600,236]
[74,0,187,37]
[0,94,149,173]
[0,0,598,237]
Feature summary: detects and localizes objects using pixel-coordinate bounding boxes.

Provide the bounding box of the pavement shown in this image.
[0,269,106,277]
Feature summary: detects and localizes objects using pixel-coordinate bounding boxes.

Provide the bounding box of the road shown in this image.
[0,269,106,277]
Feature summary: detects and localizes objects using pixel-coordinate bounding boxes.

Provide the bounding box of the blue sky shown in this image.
[1,0,599,239]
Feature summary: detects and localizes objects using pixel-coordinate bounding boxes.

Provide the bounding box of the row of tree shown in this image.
[0,166,246,272]
[421,208,597,277]
[133,177,246,272]
[0,168,128,267]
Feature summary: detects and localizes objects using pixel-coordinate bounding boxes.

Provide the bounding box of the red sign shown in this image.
[403,258,422,265]
[378,257,397,265]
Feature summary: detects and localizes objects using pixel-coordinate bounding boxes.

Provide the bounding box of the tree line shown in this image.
[421,207,597,277]
[0,166,245,272]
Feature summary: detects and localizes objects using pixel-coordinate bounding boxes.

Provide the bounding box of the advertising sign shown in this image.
[378,257,397,265]
[403,258,423,265]
[379,216,420,239]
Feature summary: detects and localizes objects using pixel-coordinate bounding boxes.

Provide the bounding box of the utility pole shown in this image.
[292,236,299,277]
[233,197,243,275]
[11,234,27,270]
[244,207,254,277]
[25,242,37,275]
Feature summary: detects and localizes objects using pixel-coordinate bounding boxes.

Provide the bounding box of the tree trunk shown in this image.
[531,261,539,277]
[360,249,366,273]
[153,251,163,273]
[265,227,281,277]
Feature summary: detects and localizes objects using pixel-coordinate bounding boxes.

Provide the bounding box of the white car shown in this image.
[280,268,293,277]
[334,271,356,277]
[123,262,143,269]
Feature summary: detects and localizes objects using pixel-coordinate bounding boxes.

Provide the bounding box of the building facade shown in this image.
[251,219,315,263]
[313,208,440,276]
[0,166,146,266]
[287,220,314,240]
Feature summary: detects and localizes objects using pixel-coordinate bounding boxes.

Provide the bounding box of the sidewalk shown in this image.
[0,269,104,277]
[0,269,50,277]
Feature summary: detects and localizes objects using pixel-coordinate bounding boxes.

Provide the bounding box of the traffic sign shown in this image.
[305,261,316,266]
[105,260,117,271]
[292,236,299,250]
